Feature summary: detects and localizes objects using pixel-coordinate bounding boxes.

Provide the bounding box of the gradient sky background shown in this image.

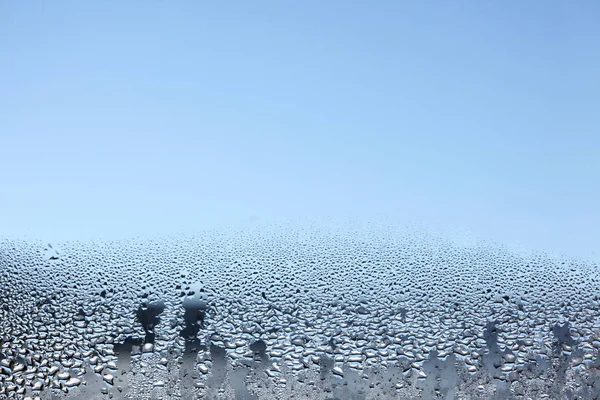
[1,1,598,260]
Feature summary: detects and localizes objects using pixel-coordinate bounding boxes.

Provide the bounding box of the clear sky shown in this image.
[1,1,598,260]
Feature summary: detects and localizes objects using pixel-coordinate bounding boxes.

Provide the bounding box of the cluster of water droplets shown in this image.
[1,222,600,399]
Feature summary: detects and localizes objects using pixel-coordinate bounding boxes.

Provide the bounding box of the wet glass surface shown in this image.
[2,1,599,399]
[1,224,600,399]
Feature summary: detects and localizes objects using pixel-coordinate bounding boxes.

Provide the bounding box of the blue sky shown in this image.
[1,1,598,260]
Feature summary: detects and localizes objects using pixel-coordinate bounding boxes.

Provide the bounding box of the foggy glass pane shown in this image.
[1,1,599,399]
[2,224,600,399]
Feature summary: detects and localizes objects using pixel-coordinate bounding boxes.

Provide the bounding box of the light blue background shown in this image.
[1,1,598,260]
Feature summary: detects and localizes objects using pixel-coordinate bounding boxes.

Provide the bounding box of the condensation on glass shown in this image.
[1,224,599,399]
